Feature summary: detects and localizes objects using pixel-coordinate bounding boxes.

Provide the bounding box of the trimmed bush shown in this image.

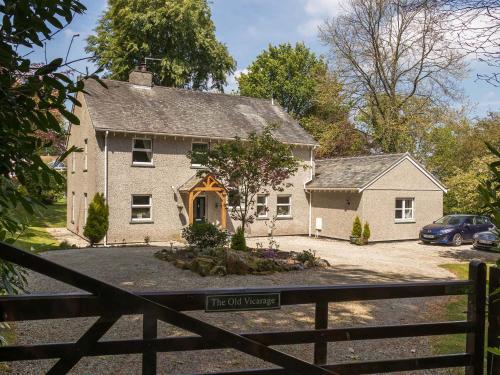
[351,216,362,237]
[83,193,109,246]
[230,226,247,251]
[182,222,228,250]
[362,222,371,242]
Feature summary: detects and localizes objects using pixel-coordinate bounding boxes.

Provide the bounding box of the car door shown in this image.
[461,217,475,240]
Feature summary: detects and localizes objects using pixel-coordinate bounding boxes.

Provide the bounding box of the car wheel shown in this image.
[452,233,463,246]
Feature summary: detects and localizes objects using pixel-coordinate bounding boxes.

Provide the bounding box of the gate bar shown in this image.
[0,243,336,375]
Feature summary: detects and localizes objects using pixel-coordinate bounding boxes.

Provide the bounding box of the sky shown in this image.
[30,0,499,118]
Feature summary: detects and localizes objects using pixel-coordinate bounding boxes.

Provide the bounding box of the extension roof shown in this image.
[306,153,447,192]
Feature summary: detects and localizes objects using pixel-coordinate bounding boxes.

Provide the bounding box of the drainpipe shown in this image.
[104,130,109,246]
[304,146,316,237]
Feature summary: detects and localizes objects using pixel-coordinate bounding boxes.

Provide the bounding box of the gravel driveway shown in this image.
[5,237,499,374]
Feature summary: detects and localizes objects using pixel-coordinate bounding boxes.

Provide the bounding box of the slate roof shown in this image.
[178,173,204,193]
[306,153,406,190]
[81,78,316,145]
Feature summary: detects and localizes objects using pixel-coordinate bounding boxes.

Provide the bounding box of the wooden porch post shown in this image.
[220,192,227,229]
[188,191,194,225]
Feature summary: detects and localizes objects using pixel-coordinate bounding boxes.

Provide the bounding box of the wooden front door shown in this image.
[194,196,206,222]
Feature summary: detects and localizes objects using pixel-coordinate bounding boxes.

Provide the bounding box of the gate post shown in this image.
[487,266,500,375]
[142,313,157,375]
[314,301,328,365]
[466,260,487,375]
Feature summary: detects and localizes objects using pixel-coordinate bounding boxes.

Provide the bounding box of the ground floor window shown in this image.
[276,195,292,218]
[131,195,152,222]
[395,198,414,222]
[256,194,268,218]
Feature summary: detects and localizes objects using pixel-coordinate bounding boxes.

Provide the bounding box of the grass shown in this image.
[433,262,495,373]
[13,198,67,253]
[30,199,66,228]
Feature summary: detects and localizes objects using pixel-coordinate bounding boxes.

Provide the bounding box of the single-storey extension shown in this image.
[306,153,447,241]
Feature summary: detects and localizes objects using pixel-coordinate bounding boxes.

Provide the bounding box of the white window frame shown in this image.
[131,194,153,222]
[71,192,75,223]
[395,198,415,223]
[71,151,76,173]
[83,193,88,224]
[132,137,153,166]
[191,141,209,168]
[83,139,88,171]
[276,195,292,218]
[256,194,268,218]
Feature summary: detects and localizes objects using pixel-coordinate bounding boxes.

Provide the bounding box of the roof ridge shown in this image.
[317,153,406,162]
[96,78,276,105]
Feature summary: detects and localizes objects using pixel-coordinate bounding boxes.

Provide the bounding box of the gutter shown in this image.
[94,128,317,148]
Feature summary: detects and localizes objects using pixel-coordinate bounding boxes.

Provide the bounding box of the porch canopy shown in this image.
[178,173,227,228]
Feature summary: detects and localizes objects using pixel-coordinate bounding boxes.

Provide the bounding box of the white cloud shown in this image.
[298,0,345,37]
[297,18,323,37]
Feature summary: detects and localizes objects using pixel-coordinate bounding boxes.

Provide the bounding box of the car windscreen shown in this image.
[434,216,465,225]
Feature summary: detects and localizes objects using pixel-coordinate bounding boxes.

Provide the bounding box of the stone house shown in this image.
[67,69,446,244]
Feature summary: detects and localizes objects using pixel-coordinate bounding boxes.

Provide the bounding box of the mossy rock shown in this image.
[209,265,227,276]
[190,256,218,276]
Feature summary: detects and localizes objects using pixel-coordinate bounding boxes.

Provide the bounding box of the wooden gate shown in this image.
[0,243,489,374]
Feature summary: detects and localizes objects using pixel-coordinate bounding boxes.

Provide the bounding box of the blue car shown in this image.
[420,215,494,246]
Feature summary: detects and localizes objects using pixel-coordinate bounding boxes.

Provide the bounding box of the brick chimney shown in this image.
[129,64,153,87]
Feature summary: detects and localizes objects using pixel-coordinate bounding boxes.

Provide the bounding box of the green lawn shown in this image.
[13,198,67,252]
[30,199,66,228]
[433,262,494,371]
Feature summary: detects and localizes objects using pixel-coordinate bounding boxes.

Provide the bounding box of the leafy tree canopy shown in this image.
[86,0,236,91]
[238,43,326,118]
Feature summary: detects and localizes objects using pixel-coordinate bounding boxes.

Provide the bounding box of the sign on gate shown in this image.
[205,292,281,312]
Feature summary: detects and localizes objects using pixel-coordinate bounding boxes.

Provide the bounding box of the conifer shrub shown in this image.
[362,222,371,244]
[351,216,362,238]
[83,193,109,246]
[231,226,247,251]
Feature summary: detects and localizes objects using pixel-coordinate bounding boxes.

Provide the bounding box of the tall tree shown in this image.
[237,43,326,118]
[320,0,466,153]
[441,0,500,86]
[301,72,370,157]
[86,0,236,91]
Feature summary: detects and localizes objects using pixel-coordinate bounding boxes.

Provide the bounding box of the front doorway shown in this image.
[194,196,206,222]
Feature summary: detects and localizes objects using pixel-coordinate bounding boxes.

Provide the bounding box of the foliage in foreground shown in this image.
[83,193,109,246]
[182,222,228,250]
[0,0,103,336]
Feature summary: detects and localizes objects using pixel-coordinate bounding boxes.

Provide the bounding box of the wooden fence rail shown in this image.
[0,243,489,374]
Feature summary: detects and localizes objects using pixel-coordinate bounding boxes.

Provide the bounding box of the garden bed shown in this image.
[155,247,330,276]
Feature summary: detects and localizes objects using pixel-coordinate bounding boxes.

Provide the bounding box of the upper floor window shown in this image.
[132,138,153,165]
[256,194,268,218]
[395,198,414,222]
[277,195,292,218]
[191,142,208,168]
[83,139,88,171]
